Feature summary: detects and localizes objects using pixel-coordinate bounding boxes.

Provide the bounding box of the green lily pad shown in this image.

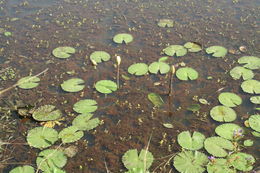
[229,66,254,80]
[90,51,111,63]
[204,137,234,157]
[218,92,242,107]
[210,106,237,122]
[4,31,12,36]
[32,105,62,121]
[206,46,227,57]
[158,56,169,62]
[52,46,76,59]
[163,45,187,57]
[10,165,35,173]
[228,152,255,171]
[207,158,236,173]
[128,63,148,76]
[187,104,201,112]
[157,19,174,27]
[58,126,84,144]
[148,93,164,107]
[73,99,98,114]
[177,131,205,150]
[248,114,260,132]
[241,79,260,94]
[113,33,133,44]
[148,61,170,74]
[17,76,40,89]
[243,139,254,147]
[215,123,244,140]
[250,96,260,104]
[125,168,145,173]
[184,42,202,52]
[173,150,208,173]
[72,113,100,131]
[95,80,117,94]
[122,149,154,171]
[238,56,260,70]
[36,149,67,172]
[27,127,58,149]
[61,78,85,92]
[176,67,199,80]
[251,131,260,137]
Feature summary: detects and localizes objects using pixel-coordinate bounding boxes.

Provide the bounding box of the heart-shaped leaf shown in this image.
[176,67,199,80]
[177,131,205,150]
[248,114,260,132]
[73,99,98,114]
[32,105,62,121]
[52,46,75,59]
[184,42,202,52]
[218,92,242,107]
[148,61,170,74]
[210,106,237,122]
[17,76,40,89]
[206,46,227,57]
[241,80,260,94]
[113,33,133,44]
[58,126,84,144]
[128,63,148,76]
[250,96,260,104]
[72,113,100,131]
[95,80,117,94]
[61,78,85,92]
[238,56,260,70]
[204,137,234,157]
[163,45,187,57]
[215,123,244,140]
[90,51,111,63]
[157,19,174,27]
[229,66,254,80]
[10,165,35,173]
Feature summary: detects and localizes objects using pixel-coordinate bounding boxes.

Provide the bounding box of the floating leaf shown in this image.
[251,131,260,137]
[27,127,58,149]
[10,165,35,173]
[176,67,199,80]
[58,126,84,144]
[243,139,254,147]
[215,123,244,140]
[89,51,111,63]
[122,149,154,171]
[148,93,164,107]
[210,106,237,122]
[128,63,148,76]
[228,152,255,171]
[187,104,201,112]
[158,56,169,62]
[163,123,173,128]
[198,98,209,105]
[207,158,235,173]
[173,150,208,173]
[73,99,98,114]
[229,66,254,80]
[204,137,234,157]
[163,45,187,57]
[177,131,205,150]
[52,46,76,59]
[32,105,62,121]
[4,31,12,36]
[95,80,117,94]
[184,42,202,52]
[61,78,85,92]
[206,46,227,57]
[36,149,67,172]
[72,113,100,131]
[238,56,260,70]
[157,19,174,27]
[17,76,40,89]
[248,114,260,132]
[218,92,242,107]
[241,80,260,94]
[113,33,133,44]
[148,61,170,74]
[250,96,260,104]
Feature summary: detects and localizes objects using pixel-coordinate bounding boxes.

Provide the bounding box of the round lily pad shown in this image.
[72,113,100,131]
[95,80,117,94]
[176,67,199,80]
[207,158,236,173]
[173,150,208,173]
[177,131,205,150]
[248,114,260,132]
[206,46,227,57]
[73,99,98,114]
[148,61,170,74]
[204,137,234,157]
[128,63,148,76]
[113,33,133,44]
[58,126,84,144]
[210,106,237,122]
[229,66,254,80]
[17,76,40,89]
[32,105,62,121]
[215,123,244,140]
[61,78,85,92]
[184,42,202,52]
[27,127,58,149]
[250,96,260,104]
[228,152,255,171]
[157,19,174,27]
[238,56,260,70]
[10,165,35,173]
[163,45,187,57]
[243,139,254,147]
[241,80,260,94]
[90,51,111,63]
[218,92,242,107]
[52,46,76,59]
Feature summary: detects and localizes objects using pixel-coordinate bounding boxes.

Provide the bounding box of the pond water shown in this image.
[0,0,259,172]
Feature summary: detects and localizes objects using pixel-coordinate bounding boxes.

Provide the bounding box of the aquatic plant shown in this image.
[32,105,62,121]
[17,76,40,89]
[72,113,100,131]
[163,45,187,57]
[9,165,35,173]
[184,42,202,52]
[58,126,84,144]
[248,114,260,132]
[157,19,174,28]
[238,56,260,70]
[241,79,260,94]
[215,123,244,140]
[90,51,111,64]
[210,106,237,122]
[206,158,235,173]
[113,33,133,44]
[177,131,205,150]
[206,46,227,57]
[61,78,85,92]
[243,139,254,147]
[228,152,255,171]
[73,99,98,114]
[218,92,242,107]
[147,93,164,107]
[148,61,170,74]
[229,66,254,80]
[250,96,260,104]
[94,80,117,94]
[187,104,201,112]
[52,46,76,59]
[128,63,148,76]
[176,67,198,81]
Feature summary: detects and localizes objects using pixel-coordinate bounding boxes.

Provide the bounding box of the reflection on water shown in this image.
[0,0,259,172]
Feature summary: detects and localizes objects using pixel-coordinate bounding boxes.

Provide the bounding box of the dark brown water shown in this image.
[0,0,259,172]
